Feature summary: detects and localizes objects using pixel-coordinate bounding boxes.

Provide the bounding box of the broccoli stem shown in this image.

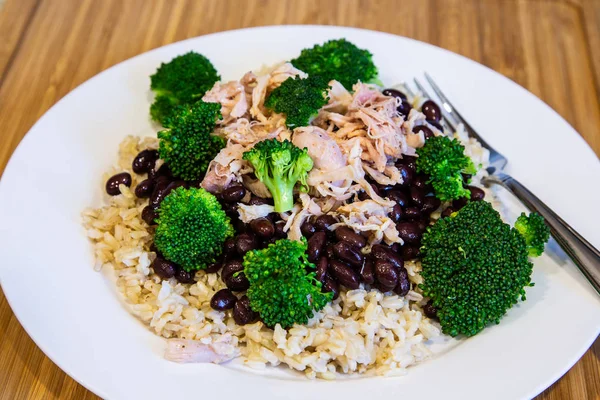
[267,175,295,212]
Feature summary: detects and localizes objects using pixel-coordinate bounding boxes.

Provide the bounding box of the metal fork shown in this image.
[414,74,600,294]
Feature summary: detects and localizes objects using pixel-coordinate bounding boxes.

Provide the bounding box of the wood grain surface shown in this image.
[0,0,599,399]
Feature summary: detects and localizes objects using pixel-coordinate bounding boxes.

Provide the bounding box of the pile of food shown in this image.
[82,39,550,378]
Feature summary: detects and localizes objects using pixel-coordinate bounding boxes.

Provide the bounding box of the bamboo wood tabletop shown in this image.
[0,0,599,398]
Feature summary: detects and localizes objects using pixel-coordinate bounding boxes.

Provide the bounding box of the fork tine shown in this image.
[423,73,487,144]
[413,78,458,132]
[423,73,507,170]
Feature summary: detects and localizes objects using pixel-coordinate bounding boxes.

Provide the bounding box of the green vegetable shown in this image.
[154,187,234,272]
[290,39,378,89]
[420,200,549,337]
[514,212,551,257]
[243,239,332,328]
[264,75,330,128]
[243,139,313,212]
[157,101,224,180]
[150,52,220,125]
[415,136,477,202]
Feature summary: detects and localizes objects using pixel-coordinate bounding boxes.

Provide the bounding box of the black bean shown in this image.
[421,196,441,215]
[225,270,249,292]
[205,261,223,273]
[452,197,468,211]
[149,177,171,209]
[329,260,360,289]
[162,180,188,201]
[132,149,159,174]
[175,269,196,284]
[301,221,316,238]
[390,204,403,223]
[325,244,335,260]
[314,215,338,232]
[250,218,275,239]
[409,186,424,207]
[397,99,412,116]
[235,233,257,255]
[412,175,431,192]
[421,100,441,122]
[441,207,455,218]
[390,243,402,253]
[149,163,172,181]
[371,244,391,260]
[468,186,485,201]
[386,190,408,207]
[135,179,155,198]
[307,232,327,263]
[322,275,340,300]
[222,184,246,203]
[248,196,270,206]
[418,220,429,232]
[233,296,257,325]
[335,226,366,249]
[333,241,364,268]
[412,125,434,140]
[221,260,244,281]
[427,119,444,132]
[382,88,407,100]
[462,173,472,182]
[374,260,399,288]
[274,221,287,239]
[403,206,421,221]
[359,259,375,285]
[141,206,158,225]
[394,267,410,296]
[210,289,238,311]
[106,172,132,196]
[370,245,404,270]
[376,184,394,195]
[396,222,422,244]
[223,238,237,256]
[316,257,328,282]
[374,282,396,293]
[397,164,414,186]
[151,256,177,279]
[423,301,438,319]
[267,212,280,222]
[401,245,421,260]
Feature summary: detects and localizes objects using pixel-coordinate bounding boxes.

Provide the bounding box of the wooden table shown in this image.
[1,0,599,398]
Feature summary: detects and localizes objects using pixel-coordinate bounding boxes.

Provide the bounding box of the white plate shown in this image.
[1,26,599,400]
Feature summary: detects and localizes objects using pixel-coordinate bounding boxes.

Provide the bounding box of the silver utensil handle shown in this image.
[491,173,600,294]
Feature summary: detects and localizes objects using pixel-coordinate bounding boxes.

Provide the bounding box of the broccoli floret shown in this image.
[420,201,549,337]
[243,139,313,212]
[150,52,220,125]
[264,75,329,128]
[416,136,477,201]
[157,101,224,180]
[515,212,551,257]
[290,39,378,89]
[243,239,332,328]
[154,187,234,272]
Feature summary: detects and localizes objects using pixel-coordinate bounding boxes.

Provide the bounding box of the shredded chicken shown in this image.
[292,126,346,171]
[201,144,248,193]
[200,64,426,249]
[202,81,249,124]
[237,203,275,223]
[332,200,401,246]
[282,193,324,241]
[164,338,239,364]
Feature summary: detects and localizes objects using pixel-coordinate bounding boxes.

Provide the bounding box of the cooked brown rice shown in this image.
[82,136,457,378]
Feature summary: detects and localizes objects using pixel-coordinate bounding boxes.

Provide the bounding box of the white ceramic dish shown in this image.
[1,26,599,400]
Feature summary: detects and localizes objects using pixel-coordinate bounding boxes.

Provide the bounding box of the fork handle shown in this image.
[490,172,600,294]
